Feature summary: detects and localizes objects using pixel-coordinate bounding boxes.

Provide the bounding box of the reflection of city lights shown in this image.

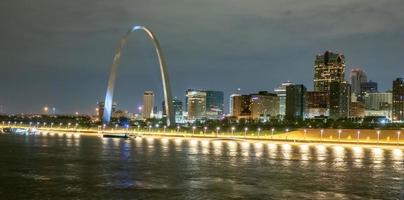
[254,142,263,149]
[201,140,209,146]
[267,143,277,150]
[146,137,154,143]
[175,138,182,145]
[371,148,383,158]
[300,144,309,153]
[190,139,198,146]
[227,141,237,149]
[161,138,169,145]
[241,142,249,149]
[352,146,364,157]
[332,146,345,159]
[392,149,403,160]
[281,144,291,151]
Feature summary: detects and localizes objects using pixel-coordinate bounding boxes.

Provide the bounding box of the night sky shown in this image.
[1,0,403,114]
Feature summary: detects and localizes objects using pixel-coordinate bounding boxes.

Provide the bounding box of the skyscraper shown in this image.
[205,91,224,119]
[143,91,154,119]
[306,91,329,118]
[286,84,306,120]
[392,78,404,122]
[250,91,279,120]
[274,81,293,117]
[230,94,252,119]
[360,80,378,94]
[229,93,241,116]
[350,69,367,96]
[186,89,207,120]
[314,51,346,92]
[329,82,351,119]
[162,97,183,123]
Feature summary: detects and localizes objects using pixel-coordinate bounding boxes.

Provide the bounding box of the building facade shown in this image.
[363,92,392,110]
[162,98,183,123]
[186,90,207,120]
[205,91,224,119]
[314,51,346,92]
[361,80,378,94]
[230,94,252,119]
[329,82,351,119]
[250,91,279,121]
[350,69,367,96]
[274,81,293,117]
[393,78,404,122]
[229,93,241,116]
[306,91,329,118]
[143,91,155,119]
[286,84,306,120]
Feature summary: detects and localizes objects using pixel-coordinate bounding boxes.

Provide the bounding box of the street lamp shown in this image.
[137,125,140,131]
[163,125,167,133]
[257,128,261,137]
[357,130,360,143]
[149,125,152,132]
[320,129,324,141]
[244,127,248,138]
[68,122,71,129]
[102,124,106,131]
[51,122,54,128]
[75,123,79,130]
[231,127,235,136]
[338,129,342,141]
[204,126,207,135]
[271,128,275,139]
[177,125,180,132]
[377,130,381,144]
[59,122,63,127]
[192,126,196,135]
[216,127,220,137]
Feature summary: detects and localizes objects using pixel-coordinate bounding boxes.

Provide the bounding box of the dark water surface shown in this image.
[0,134,403,199]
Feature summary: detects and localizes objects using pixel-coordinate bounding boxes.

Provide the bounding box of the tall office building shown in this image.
[274,81,293,116]
[286,84,306,120]
[162,97,183,123]
[230,94,252,119]
[143,91,155,119]
[361,80,378,94]
[250,91,279,120]
[186,89,207,120]
[363,92,392,110]
[392,78,404,122]
[329,82,351,119]
[350,69,367,96]
[205,91,224,119]
[229,93,241,116]
[306,91,329,118]
[314,51,346,92]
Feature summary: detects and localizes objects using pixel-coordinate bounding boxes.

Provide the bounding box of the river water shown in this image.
[0,133,403,199]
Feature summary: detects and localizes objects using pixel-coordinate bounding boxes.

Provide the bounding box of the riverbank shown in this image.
[1,126,403,148]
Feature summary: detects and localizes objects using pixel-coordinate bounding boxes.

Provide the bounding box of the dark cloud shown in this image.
[0,0,403,114]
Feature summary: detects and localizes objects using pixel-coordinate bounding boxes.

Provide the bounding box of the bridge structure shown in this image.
[102,25,175,126]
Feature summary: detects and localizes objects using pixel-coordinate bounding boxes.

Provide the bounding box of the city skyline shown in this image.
[1,0,404,114]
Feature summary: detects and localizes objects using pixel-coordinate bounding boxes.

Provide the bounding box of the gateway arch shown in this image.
[102,25,175,126]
